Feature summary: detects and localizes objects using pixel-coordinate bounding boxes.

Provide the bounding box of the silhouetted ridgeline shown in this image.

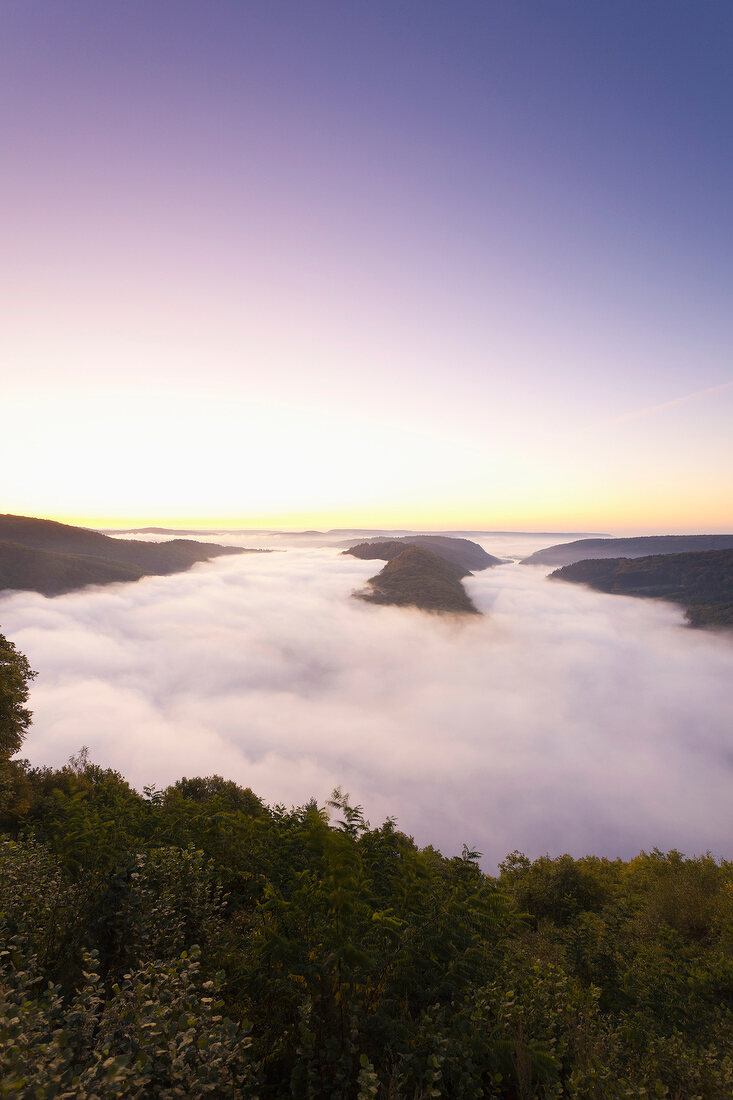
[0,514,254,596]
[551,548,733,627]
[522,533,733,568]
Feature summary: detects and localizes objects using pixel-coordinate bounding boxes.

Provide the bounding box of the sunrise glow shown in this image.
[2,2,731,533]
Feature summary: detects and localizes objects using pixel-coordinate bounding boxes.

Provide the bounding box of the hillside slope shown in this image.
[356,545,480,614]
[0,514,250,597]
[550,548,733,627]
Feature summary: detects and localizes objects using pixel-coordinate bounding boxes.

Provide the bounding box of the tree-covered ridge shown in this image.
[0,514,254,597]
[345,536,503,572]
[354,545,481,615]
[550,548,733,627]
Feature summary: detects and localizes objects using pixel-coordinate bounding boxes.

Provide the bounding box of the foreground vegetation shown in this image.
[3,761,733,1098]
[2,630,733,1096]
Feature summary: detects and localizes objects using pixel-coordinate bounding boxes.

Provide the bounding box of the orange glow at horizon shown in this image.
[45,495,733,538]
[3,4,733,552]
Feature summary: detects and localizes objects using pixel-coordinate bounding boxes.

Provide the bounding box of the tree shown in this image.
[0,629,36,760]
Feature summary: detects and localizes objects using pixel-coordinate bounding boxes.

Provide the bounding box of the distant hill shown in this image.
[344,535,503,572]
[329,528,415,536]
[550,549,733,628]
[104,527,221,536]
[0,514,253,597]
[338,530,607,538]
[354,546,480,615]
[106,527,275,536]
[522,534,733,568]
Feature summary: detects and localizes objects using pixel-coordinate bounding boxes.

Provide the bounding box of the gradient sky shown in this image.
[2,1,732,531]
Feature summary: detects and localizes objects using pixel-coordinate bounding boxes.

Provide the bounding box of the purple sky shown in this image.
[2,1,732,529]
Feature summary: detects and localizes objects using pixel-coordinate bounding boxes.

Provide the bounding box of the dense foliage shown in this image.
[2,756,733,1097]
[0,630,36,815]
[550,548,733,627]
[2,630,733,1096]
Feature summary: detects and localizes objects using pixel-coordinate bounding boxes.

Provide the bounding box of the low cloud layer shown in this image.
[3,537,733,869]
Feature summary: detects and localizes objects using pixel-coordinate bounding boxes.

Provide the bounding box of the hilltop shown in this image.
[0,514,253,597]
[522,534,733,568]
[354,545,480,614]
[551,548,733,627]
[345,534,502,572]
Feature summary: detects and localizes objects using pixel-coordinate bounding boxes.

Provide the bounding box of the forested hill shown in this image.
[0,514,251,596]
[345,534,502,571]
[551,548,733,627]
[353,545,481,614]
[522,533,733,568]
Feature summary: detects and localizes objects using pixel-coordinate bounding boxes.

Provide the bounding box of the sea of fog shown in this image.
[3,531,733,870]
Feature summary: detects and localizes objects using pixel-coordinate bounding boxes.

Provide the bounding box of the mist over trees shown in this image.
[2,629,733,1097]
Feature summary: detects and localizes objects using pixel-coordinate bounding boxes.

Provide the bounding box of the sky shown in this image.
[3,536,733,868]
[2,1,732,531]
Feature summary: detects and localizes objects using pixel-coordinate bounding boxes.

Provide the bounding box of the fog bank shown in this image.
[2,540,732,869]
